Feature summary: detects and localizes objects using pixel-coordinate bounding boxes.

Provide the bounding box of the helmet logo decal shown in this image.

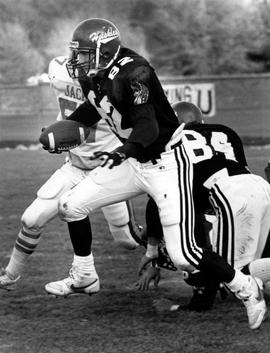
[89,27,119,44]
[69,41,79,49]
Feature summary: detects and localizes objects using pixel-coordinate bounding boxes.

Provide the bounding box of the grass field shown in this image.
[0,146,270,353]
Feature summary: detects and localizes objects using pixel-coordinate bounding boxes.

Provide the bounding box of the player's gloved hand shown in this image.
[90,151,126,169]
[135,266,161,291]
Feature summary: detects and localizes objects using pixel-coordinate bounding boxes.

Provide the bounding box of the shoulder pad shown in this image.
[126,66,152,105]
[128,65,152,83]
[115,47,151,81]
[48,56,74,87]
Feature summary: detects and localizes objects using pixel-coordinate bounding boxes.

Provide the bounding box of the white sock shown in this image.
[249,258,270,283]
[226,269,251,293]
[6,228,41,278]
[6,248,27,278]
[72,253,98,278]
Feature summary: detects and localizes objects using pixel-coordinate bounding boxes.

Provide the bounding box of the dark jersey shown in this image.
[184,123,248,167]
[67,47,179,162]
[182,123,249,211]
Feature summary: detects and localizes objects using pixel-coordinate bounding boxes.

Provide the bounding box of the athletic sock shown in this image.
[226,269,251,294]
[72,253,98,278]
[6,228,41,278]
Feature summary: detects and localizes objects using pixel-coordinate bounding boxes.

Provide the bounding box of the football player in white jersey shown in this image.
[137,102,270,315]
[0,55,145,295]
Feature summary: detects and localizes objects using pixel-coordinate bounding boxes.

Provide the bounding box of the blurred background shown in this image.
[0,0,270,146]
[1,0,270,82]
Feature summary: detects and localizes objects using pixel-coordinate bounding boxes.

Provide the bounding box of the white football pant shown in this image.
[21,160,141,248]
[58,145,201,271]
[208,173,270,270]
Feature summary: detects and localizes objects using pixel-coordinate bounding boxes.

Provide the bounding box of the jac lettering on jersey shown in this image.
[65,85,84,101]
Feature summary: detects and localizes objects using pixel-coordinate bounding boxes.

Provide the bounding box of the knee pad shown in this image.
[21,168,71,232]
[58,192,86,222]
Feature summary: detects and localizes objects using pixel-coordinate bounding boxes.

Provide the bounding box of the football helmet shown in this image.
[172,101,204,125]
[66,18,121,78]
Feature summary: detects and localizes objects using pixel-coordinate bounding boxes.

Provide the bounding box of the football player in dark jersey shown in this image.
[43,18,266,329]
[137,102,270,317]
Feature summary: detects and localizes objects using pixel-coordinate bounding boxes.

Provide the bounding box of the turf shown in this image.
[0,147,270,353]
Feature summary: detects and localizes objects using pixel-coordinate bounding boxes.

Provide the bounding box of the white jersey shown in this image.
[48,56,122,170]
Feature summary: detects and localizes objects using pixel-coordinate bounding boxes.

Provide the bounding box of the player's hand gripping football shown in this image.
[90,150,126,169]
[42,145,62,154]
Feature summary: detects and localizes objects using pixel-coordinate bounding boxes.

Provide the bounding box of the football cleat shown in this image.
[179,284,219,312]
[45,267,100,297]
[181,271,228,311]
[0,268,20,291]
[236,276,267,330]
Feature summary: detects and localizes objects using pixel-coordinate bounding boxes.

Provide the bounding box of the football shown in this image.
[39,120,90,151]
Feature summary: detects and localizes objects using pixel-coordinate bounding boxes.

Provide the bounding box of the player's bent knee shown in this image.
[21,198,58,231]
[58,195,86,222]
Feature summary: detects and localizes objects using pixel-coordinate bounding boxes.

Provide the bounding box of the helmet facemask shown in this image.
[66,45,97,78]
